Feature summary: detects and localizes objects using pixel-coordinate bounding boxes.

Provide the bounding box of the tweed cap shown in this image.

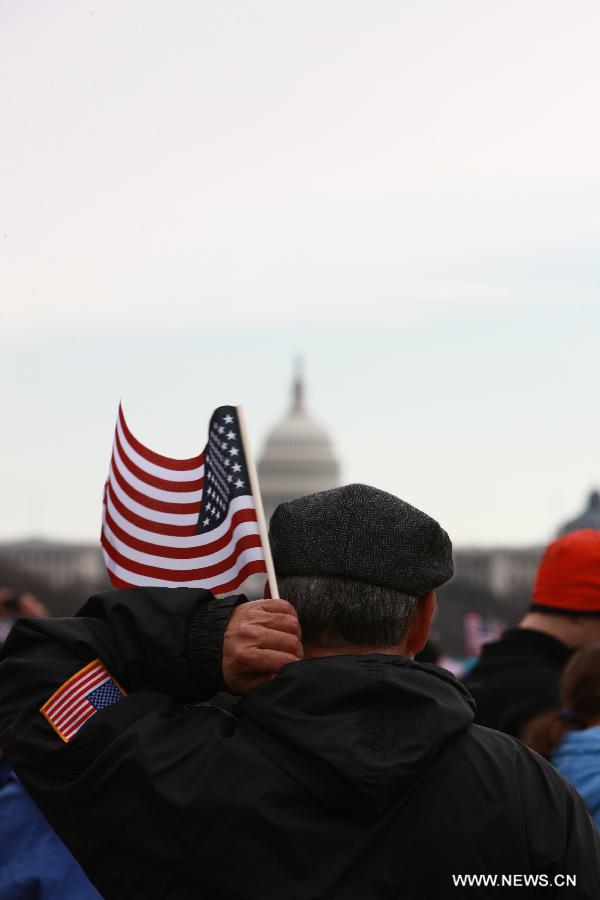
[269,483,453,596]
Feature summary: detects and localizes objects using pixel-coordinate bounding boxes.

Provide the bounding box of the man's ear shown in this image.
[404,591,436,656]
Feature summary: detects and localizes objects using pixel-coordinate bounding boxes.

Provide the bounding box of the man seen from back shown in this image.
[0,485,598,898]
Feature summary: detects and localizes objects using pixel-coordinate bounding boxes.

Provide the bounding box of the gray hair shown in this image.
[277,574,419,649]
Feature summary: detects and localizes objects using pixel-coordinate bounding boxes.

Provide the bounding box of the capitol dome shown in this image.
[557,490,600,536]
[257,369,341,522]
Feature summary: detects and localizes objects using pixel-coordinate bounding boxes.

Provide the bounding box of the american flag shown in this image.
[463,612,505,658]
[101,404,267,593]
[40,659,126,743]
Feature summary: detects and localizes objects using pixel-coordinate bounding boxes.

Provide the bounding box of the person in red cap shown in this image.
[463,529,600,738]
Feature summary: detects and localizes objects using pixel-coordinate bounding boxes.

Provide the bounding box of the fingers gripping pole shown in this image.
[236,405,280,599]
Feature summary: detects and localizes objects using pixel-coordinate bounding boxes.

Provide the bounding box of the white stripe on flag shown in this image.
[63,706,96,740]
[112,443,204,504]
[108,468,201,525]
[102,520,258,570]
[105,491,258,548]
[116,415,205,481]
[45,664,105,716]
[102,545,265,590]
[56,679,110,729]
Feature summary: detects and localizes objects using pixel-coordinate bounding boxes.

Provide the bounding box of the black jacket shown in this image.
[462,628,573,738]
[0,589,598,899]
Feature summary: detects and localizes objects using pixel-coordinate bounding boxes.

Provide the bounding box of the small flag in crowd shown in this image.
[463,612,505,658]
[101,404,268,593]
[40,659,126,743]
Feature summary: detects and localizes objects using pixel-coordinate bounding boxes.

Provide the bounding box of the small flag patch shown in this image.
[41,659,126,743]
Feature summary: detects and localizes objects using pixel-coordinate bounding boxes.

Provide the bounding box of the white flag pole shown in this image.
[236,404,280,600]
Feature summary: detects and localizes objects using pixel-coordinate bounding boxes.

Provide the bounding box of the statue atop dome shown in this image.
[557,489,600,536]
[257,363,341,522]
[291,356,305,413]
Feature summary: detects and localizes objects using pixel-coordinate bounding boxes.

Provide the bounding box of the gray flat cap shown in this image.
[269,483,453,596]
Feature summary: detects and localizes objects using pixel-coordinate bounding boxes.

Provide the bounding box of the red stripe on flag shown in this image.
[47,669,107,719]
[52,675,111,728]
[104,506,259,559]
[107,571,140,590]
[111,458,202,515]
[62,705,96,740]
[105,483,201,536]
[106,559,268,594]
[114,429,205,492]
[210,560,268,594]
[101,531,262,580]
[119,406,204,471]
[106,482,258,538]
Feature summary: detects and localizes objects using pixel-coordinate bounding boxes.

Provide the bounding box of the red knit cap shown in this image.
[531,529,600,616]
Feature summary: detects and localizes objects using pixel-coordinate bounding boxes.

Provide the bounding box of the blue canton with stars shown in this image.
[88,679,123,711]
[196,405,250,535]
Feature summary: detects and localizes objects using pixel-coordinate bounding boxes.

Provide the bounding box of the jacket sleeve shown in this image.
[0,587,245,892]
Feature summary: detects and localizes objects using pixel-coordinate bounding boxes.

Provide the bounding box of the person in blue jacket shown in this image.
[522,644,600,828]
[0,588,101,899]
[0,754,102,899]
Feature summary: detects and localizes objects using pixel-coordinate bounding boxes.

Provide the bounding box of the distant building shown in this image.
[257,368,341,523]
[0,539,108,617]
[453,546,543,602]
[0,539,105,590]
[452,489,600,603]
[557,489,600,536]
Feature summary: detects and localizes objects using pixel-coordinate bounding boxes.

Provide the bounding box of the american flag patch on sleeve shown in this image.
[40,659,126,743]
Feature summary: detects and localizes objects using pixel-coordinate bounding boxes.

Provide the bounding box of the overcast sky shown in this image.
[1,1,599,546]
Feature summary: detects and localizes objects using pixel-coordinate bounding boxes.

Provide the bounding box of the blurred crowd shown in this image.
[1,526,600,896]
